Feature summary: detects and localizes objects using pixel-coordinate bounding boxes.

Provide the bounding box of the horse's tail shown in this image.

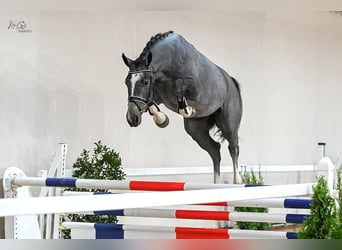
[230,76,243,110]
[212,126,226,143]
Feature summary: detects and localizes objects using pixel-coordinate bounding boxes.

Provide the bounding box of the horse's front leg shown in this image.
[177,96,196,118]
[175,79,196,118]
[148,104,169,128]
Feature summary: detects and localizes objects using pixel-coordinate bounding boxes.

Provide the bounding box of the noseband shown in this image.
[128,68,157,113]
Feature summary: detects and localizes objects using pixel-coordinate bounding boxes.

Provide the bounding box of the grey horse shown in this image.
[122,31,242,184]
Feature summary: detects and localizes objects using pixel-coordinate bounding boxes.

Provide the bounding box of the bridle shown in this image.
[128,68,158,113]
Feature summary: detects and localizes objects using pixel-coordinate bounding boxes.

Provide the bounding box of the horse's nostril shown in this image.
[127,114,140,127]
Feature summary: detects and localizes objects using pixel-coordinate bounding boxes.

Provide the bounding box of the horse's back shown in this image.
[152,32,240,118]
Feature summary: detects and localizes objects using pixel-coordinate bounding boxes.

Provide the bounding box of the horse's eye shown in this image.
[143,80,150,86]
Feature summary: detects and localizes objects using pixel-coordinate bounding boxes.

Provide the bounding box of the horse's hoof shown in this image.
[233,177,244,184]
[155,114,169,128]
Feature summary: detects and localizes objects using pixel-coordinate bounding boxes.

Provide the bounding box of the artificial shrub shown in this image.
[298,176,342,239]
[234,168,271,230]
[62,141,125,238]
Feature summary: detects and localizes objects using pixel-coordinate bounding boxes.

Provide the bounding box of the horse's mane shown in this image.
[138,31,174,62]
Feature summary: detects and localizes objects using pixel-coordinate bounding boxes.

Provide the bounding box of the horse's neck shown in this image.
[151,38,198,106]
[152,71,176,108]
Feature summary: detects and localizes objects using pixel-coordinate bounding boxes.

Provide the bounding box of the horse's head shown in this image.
[122,52,153,127]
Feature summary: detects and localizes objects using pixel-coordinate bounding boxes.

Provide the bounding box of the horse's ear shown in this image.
[122,53,133,67]
[146,52,152,66]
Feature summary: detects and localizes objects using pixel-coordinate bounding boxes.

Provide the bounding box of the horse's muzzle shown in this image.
[126,103,142,127]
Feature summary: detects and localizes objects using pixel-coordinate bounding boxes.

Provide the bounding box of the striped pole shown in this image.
[12,177,259,191]
[62,191,312,209]
[201,198,312,209]
[62,222,297,239]
[77,208,309,224]
[0,183,314,217]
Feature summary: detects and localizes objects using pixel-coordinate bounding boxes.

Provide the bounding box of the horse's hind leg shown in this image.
[228,137,242,184]
[183,116,222,183]
[216,109,243,184]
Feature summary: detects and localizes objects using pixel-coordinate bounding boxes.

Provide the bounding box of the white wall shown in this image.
[1,11,342,178]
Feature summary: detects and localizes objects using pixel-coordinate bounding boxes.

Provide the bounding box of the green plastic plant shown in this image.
[298,176,342,239]
[234,167,271,230]
[337,165,342,224]
[71,140,125,190]
[62,141,125,238]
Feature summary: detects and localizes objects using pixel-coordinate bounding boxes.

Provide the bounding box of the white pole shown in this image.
[318,142,326,158]
[0,183,314,217]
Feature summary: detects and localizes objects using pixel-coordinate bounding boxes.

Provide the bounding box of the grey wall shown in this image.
[0,11,342,179]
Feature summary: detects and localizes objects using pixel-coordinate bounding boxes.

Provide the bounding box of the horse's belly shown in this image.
[188,100,222,118]
[162,97,223,118]
[157,75,228,118]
